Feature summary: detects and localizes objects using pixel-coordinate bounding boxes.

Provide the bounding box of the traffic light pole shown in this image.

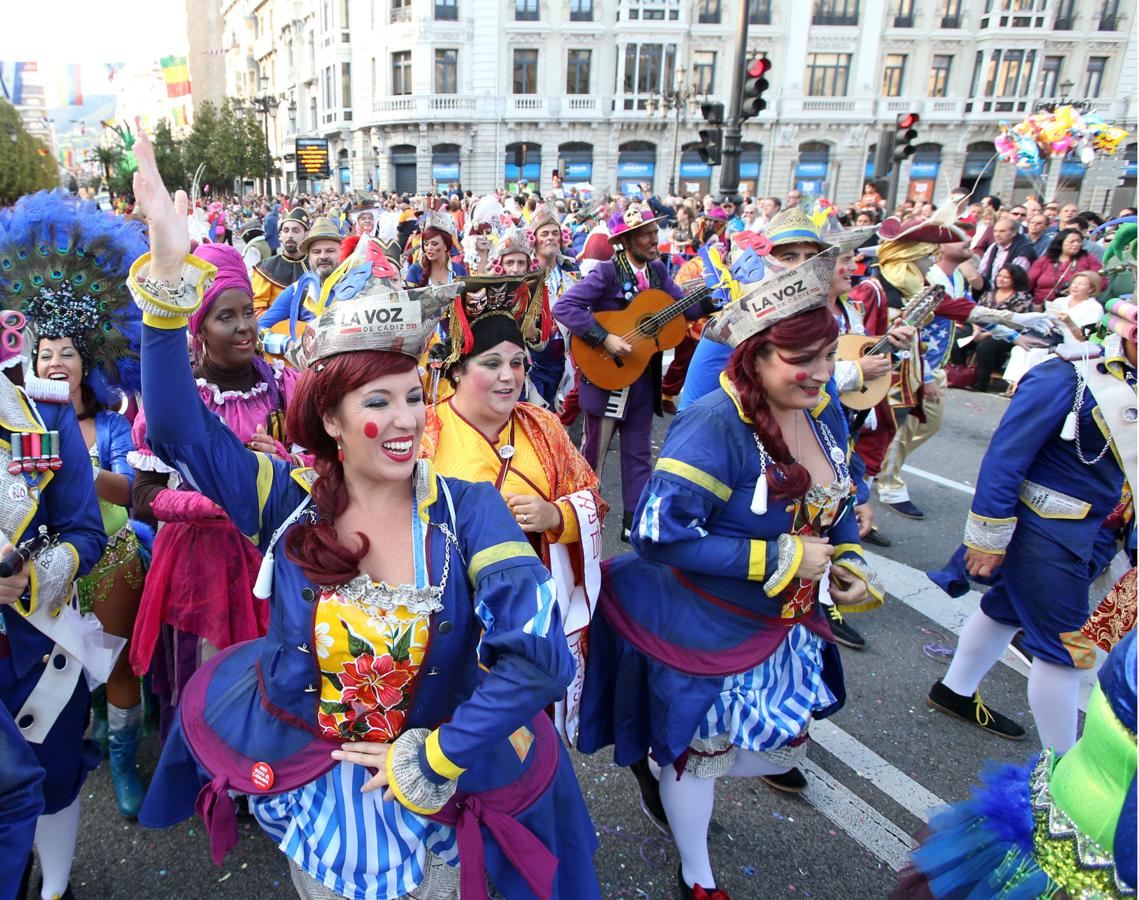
[717,0,750,197]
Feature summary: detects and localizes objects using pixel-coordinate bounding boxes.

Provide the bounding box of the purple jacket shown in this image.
[554,258,698,416]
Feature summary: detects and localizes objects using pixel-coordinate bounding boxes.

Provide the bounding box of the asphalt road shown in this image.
[57,387,1073,900]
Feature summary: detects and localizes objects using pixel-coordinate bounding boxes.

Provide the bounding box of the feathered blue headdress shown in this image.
[0,190,149,406]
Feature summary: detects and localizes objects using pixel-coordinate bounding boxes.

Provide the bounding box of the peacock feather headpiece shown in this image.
[0,190,149,406]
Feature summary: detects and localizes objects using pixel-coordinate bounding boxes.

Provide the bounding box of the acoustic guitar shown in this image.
[569,281,716,391]
[837,284,946,411]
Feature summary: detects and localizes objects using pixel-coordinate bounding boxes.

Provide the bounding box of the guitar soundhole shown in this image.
[636,316,660,339]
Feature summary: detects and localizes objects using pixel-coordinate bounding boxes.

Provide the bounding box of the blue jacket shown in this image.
[1,389,106,679]
[966,349,1132,561]
[140,322,576,788]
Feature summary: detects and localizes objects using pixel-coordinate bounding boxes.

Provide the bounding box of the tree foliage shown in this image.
[181,98,274,193]
[152,119,187,192]
[0,100,60,203]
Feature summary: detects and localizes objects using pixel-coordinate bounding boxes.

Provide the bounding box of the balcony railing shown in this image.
[390,4,412,23]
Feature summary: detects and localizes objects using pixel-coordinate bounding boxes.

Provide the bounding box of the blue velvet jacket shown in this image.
[964,343,1134,562]
[140,322,576,792]
[0,381,105,682]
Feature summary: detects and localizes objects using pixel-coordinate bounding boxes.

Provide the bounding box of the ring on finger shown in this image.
[521,513,529,524]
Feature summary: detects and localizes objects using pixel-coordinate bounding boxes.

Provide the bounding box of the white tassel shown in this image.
[1060,411,1077,441]
[750,474,768,516]
[252,546,275,600]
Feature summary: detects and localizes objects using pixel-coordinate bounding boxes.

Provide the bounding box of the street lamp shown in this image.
[1059,79,1075,101]
[250,76,280,194]
[648,66,705,195]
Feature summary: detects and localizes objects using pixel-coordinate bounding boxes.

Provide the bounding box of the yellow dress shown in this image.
[429,399,580,546]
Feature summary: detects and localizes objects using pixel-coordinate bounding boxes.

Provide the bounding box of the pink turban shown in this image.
[190,243,254,335]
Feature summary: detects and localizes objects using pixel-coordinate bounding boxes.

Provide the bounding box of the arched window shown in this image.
[617,140,657,195]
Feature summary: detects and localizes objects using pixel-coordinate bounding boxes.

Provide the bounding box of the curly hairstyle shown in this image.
[283,350,419,585]
[725,306,839,501]
[997,263,1030,293]
[1045,228,1085,262]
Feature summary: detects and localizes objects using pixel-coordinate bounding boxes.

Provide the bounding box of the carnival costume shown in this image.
[130,247,600,899]
[1,191,152,820]
[0,196,112,896]
[526,205,580,411]
[422,269,607,743]
[252,207,311,315]
[677,208,830,411]
[894,629,1137,899]
[406,210,468,288]
[928,318,1136,753]
[555,207,716,535]
[129,242,302,740]
[578,251,883,897]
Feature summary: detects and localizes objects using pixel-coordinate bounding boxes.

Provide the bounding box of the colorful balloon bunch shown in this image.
[994,105,1130,170]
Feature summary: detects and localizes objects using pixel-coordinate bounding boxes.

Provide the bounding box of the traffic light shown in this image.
[697,127,723,166]
[700,101,724,125]
[740,57,772,120]
[892,112,919,161]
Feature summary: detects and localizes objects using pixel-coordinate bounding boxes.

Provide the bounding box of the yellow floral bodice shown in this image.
[314,574,443,742]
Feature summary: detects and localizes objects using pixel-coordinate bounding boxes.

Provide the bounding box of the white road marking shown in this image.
[809,718,944,823]
[901,464,976,496]
[800,760,915,872]
[864,550,1102,710]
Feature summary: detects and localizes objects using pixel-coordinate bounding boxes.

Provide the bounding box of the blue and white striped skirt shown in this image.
[695,624,836,753]
[252,761,459,900]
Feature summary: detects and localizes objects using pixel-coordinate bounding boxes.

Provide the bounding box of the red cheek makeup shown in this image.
[794,371,809,382]
[363,421,379,439]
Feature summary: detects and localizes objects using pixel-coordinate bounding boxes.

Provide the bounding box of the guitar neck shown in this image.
[863,287,944,356]
[655,283,714,324]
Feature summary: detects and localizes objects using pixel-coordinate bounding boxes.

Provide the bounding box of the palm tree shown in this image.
[91,145,122,201]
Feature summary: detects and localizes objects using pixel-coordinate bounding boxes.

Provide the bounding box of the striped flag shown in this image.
[64,64,83,105]
[160,56,191,98]
[0,61,31,105]
[173,105,189,127]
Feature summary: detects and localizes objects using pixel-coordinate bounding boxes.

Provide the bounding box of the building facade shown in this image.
[209,0,1137,209]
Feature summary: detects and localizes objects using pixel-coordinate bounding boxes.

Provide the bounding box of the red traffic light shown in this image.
[748,58,772,78]
[896,112,920,129]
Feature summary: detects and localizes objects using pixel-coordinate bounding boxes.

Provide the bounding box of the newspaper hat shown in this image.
[423,209,458,240]
[704,247,838,348]
[305,284,459,365]
[491,230,535,263]
[528,203,563,235]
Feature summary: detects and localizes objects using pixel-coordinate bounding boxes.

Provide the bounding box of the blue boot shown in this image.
[88,684,108,757]
[107,702,145,819]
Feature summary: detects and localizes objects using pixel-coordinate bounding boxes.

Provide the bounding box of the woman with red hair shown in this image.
[578,252,883,899]
[129,135,599,899]
[405,210,468,288]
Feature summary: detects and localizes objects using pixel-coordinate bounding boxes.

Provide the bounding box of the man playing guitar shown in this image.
[555,207,716,541]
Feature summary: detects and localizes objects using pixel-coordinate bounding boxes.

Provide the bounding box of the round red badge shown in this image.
[250,761,275,791]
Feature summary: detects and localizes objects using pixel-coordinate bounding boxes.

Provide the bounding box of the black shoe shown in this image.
[826,605,866,650]
[630,757,669,835]
[888,500,925,520]
[965,384,987,393]
[927,680,1026,741]
[621,511,634,543]
[760,767,808,793]
[676,865,730,900]
[862,527,892,548]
